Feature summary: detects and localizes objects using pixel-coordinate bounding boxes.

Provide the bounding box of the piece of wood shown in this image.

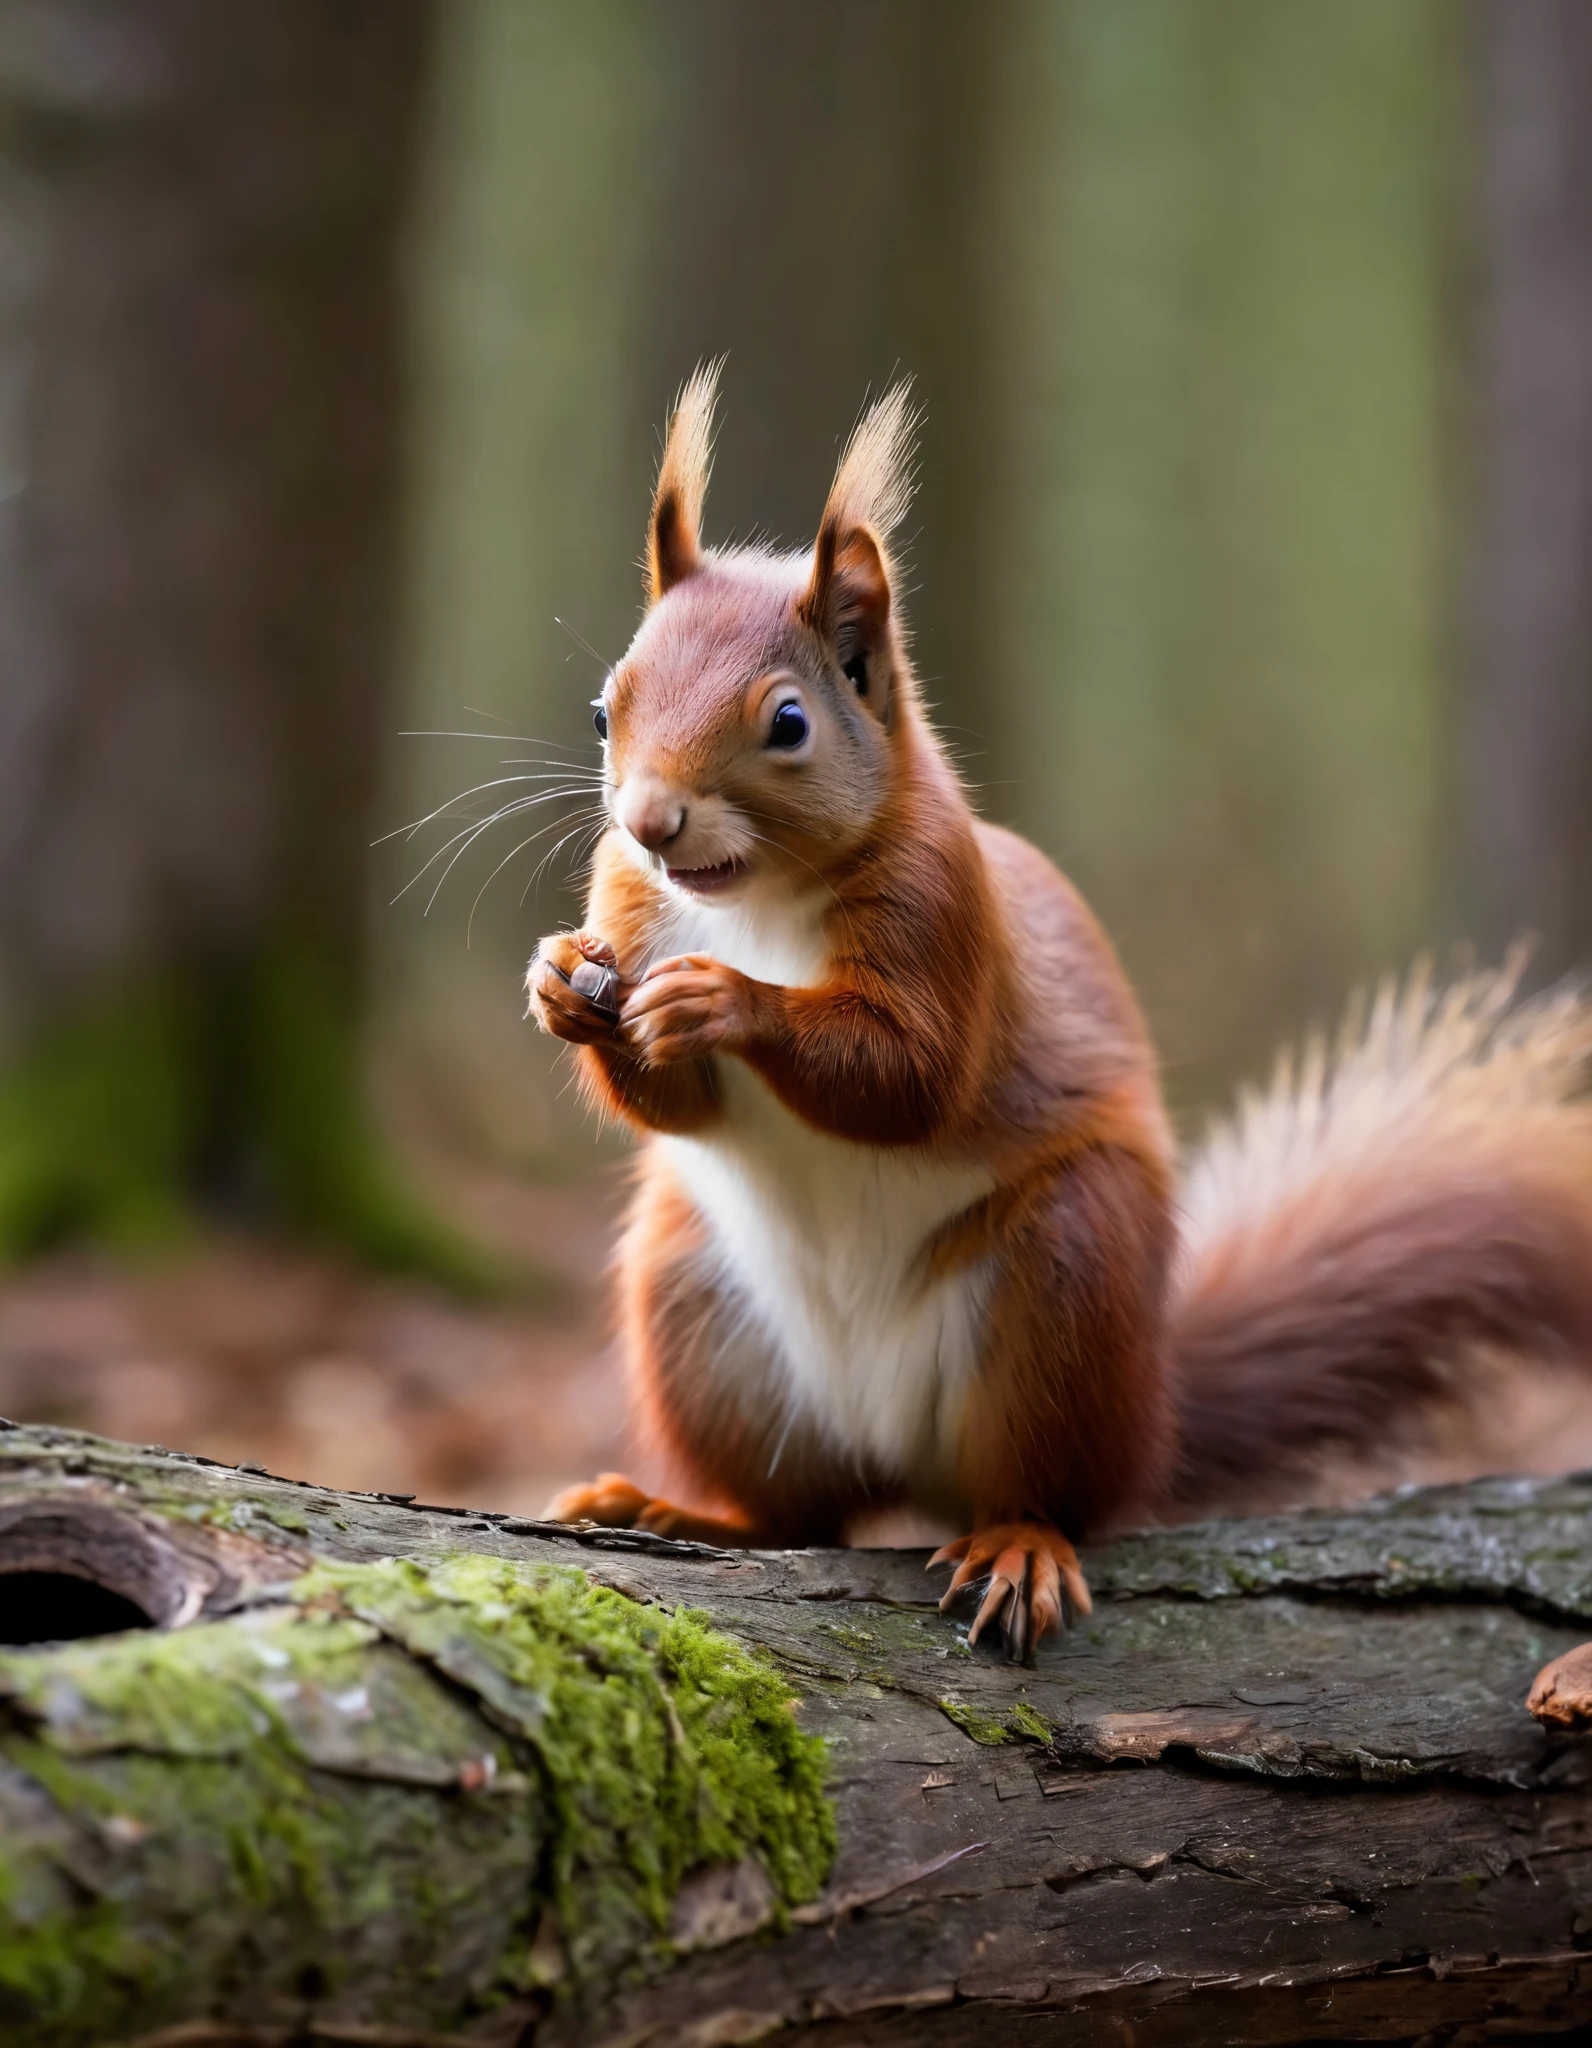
[0,1420,1589,2046]
[1532,1643,1592,1731]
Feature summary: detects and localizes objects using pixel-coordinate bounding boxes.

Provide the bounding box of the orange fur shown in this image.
[529,375,1592,1656]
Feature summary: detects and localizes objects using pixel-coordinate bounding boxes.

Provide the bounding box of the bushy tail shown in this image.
[1168,954,1592,1513]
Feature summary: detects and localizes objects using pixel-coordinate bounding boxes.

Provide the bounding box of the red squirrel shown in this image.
[529,365,1592,1655]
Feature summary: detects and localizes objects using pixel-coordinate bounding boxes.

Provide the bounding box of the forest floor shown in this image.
[0,1163,638,1519]
[4,1157,1592,1525]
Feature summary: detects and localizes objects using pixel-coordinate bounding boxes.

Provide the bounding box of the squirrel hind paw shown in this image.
[539,1476,750,1548]
[930,1521,1091,1659]
[542,1472,651,1528]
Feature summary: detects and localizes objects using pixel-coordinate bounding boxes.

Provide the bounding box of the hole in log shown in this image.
[0,1502,222,1634]
[0,1568,153,1645]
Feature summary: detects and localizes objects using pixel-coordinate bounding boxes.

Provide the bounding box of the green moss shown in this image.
[0,1552,835,2042]
[936,1696,1056,1748]
[304,1555,836,1977]
[0,1827,162,2043]
[1007,1700,1053,1743]
[259,1504,311,1536]
[937,1699,1013,1746]
[0,1605,535,2046]
[817,1620,877,1654]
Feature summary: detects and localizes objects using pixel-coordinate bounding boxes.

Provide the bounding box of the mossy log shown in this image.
[0,1424,1590,2046]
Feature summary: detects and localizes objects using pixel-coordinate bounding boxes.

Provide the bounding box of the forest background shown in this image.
[0,0,1587,1526]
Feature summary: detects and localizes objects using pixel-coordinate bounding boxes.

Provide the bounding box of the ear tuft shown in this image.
[647,358,722,602]
[818,381,919,549]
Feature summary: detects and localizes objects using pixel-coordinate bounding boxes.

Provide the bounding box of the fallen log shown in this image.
[0,1420,1589,2047]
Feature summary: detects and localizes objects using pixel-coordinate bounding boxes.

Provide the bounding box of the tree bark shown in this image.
[0,1,471,1277]
[1467,0,1592,979]
[0,1421,1589,2046]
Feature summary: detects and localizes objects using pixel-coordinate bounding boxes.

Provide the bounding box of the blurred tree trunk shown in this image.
[0,0,472,1274]
[1467,0,1592,979]
[999,0,1453,1113]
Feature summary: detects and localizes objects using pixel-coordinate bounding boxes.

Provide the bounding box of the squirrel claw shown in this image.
[929,1521,1090,1658]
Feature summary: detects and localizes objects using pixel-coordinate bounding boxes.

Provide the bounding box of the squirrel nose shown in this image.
[620,782,687,853]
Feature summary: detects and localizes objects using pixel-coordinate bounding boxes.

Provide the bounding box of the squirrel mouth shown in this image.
[665,856,746,897]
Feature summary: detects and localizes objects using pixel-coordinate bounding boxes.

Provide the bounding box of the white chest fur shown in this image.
[641,876,831,990]
[648,884,992,1488]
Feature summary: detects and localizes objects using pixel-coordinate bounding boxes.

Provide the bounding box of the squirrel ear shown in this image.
[800,383,917,720]
[647,360,721,603]
[804,523,894,712]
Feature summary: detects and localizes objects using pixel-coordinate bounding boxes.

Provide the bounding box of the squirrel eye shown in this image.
[767,701,809,750]
[591,698,608,740]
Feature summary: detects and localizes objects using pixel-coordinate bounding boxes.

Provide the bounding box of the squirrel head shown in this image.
[596,364,919,903]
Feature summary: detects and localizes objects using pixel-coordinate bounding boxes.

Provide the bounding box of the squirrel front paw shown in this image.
[620,953,758,1065]
[527,931,625,1044]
